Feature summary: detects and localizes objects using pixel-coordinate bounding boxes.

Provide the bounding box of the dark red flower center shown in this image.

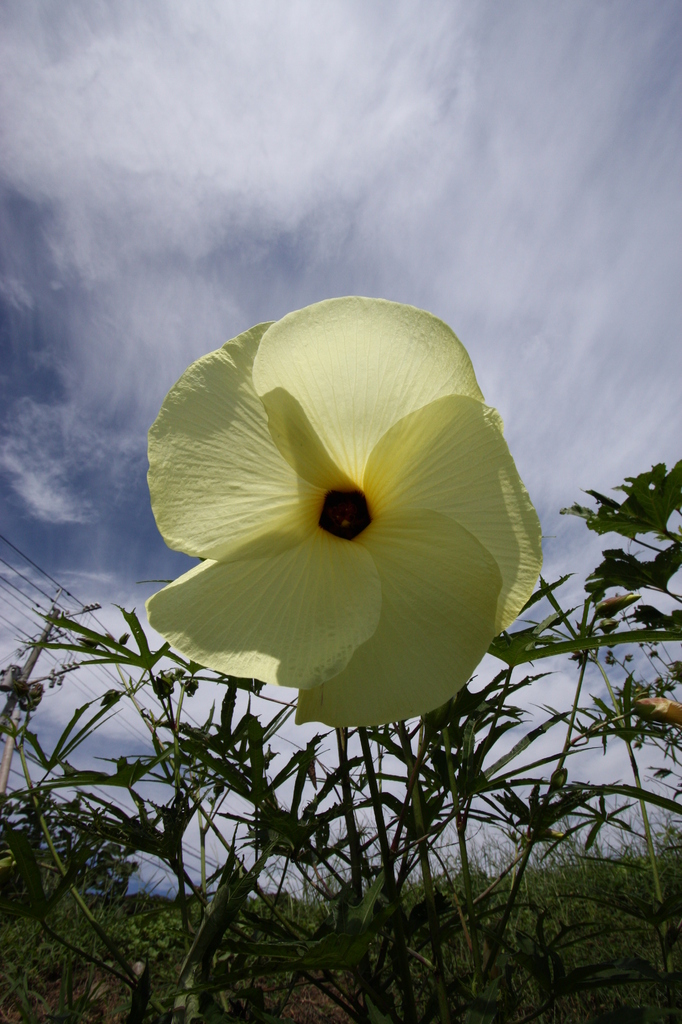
[319,490,371,540]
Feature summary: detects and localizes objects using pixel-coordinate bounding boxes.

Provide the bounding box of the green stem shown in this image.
[17,741,137,985]
[175,842,192,941]
[555,653,589,777]
[358,727,418,1024]
[256,884,310,939]
[482,839,534,982]
[199,816,207,896]
[594,654,674,992]
[593,657,664,904]
[398,722,451,1024]
[336,727,363,900]
[443,724,483,987]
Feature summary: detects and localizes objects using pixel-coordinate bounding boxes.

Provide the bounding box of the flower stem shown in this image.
[358,727,418,1024]
[398,722,451,1024]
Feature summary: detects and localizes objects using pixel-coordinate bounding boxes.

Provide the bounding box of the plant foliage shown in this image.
[1,462,681,1023]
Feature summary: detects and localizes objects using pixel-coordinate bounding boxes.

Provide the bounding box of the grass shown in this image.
[1,838,681,1023]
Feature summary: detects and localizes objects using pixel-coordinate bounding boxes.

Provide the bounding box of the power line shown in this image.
[0,554,60,605]
[0,532,81,605]
[0,610,36,644]
[0,535,324,866]
[0,574,49,613]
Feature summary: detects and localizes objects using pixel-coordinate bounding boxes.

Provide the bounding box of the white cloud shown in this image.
[0,397,140,524]
[0,1,679,590]
[0,276,33,311]
[0,401,93,523]
[0,2,469,267]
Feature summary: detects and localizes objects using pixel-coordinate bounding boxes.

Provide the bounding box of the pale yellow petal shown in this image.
[363,395,542,631]
[295,509,502,727]
[148,322,322,562]
[252,297,484,483]
[146,528,381,689]
[259,387,355,491]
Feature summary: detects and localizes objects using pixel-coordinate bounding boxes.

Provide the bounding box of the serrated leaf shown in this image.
[561,461,682,540]
[488,627,681,667]
[586,546,682,601]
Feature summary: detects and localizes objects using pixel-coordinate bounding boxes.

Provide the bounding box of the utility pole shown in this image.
[0,593,61,796]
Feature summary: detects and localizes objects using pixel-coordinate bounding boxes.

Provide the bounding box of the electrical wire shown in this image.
[0,575,48,614]
[0,534,327,872]
[0,554,59,604]
[0,532,81,605]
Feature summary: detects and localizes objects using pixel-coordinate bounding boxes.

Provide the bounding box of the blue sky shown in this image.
[1,2,681,884]
[1,0,681,677]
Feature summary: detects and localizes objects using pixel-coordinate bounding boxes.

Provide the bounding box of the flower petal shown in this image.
[259,386,356,491]
[148,322,322,562]
[146,528,382,688]
[295,508,502,727]
[252,297,484,482]
[363,395,542,631]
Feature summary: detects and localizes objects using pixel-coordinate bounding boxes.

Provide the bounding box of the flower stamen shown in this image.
[320,491,371,540]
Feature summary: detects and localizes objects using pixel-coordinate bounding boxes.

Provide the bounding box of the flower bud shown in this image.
[599,619,619,633]
[595,593,640,618]
[634,698,682,727]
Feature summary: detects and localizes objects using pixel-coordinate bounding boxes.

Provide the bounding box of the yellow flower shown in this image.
[146,297,542,726]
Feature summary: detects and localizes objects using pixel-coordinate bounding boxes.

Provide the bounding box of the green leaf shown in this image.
[5,828,45,906]
[586,546,682,601]
[616,460,682,533]
[484,713,565,781]
[556,956,665,995]
[561,460,682,540]
[43,610,172,672]
[632,604,682,630]
[0,894,43,920]
[464,978,500,1024]
[1,830,81,921]
[518,575,573,615]
[247,716,265,801]
[590,784,682,818]
[488,627,681,667]
[177,842,277,993]
[118,606,168,670]
[366,997,393,1024]
[218,901,395,974]
[25,701,113,771]
[342,871,385,935]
